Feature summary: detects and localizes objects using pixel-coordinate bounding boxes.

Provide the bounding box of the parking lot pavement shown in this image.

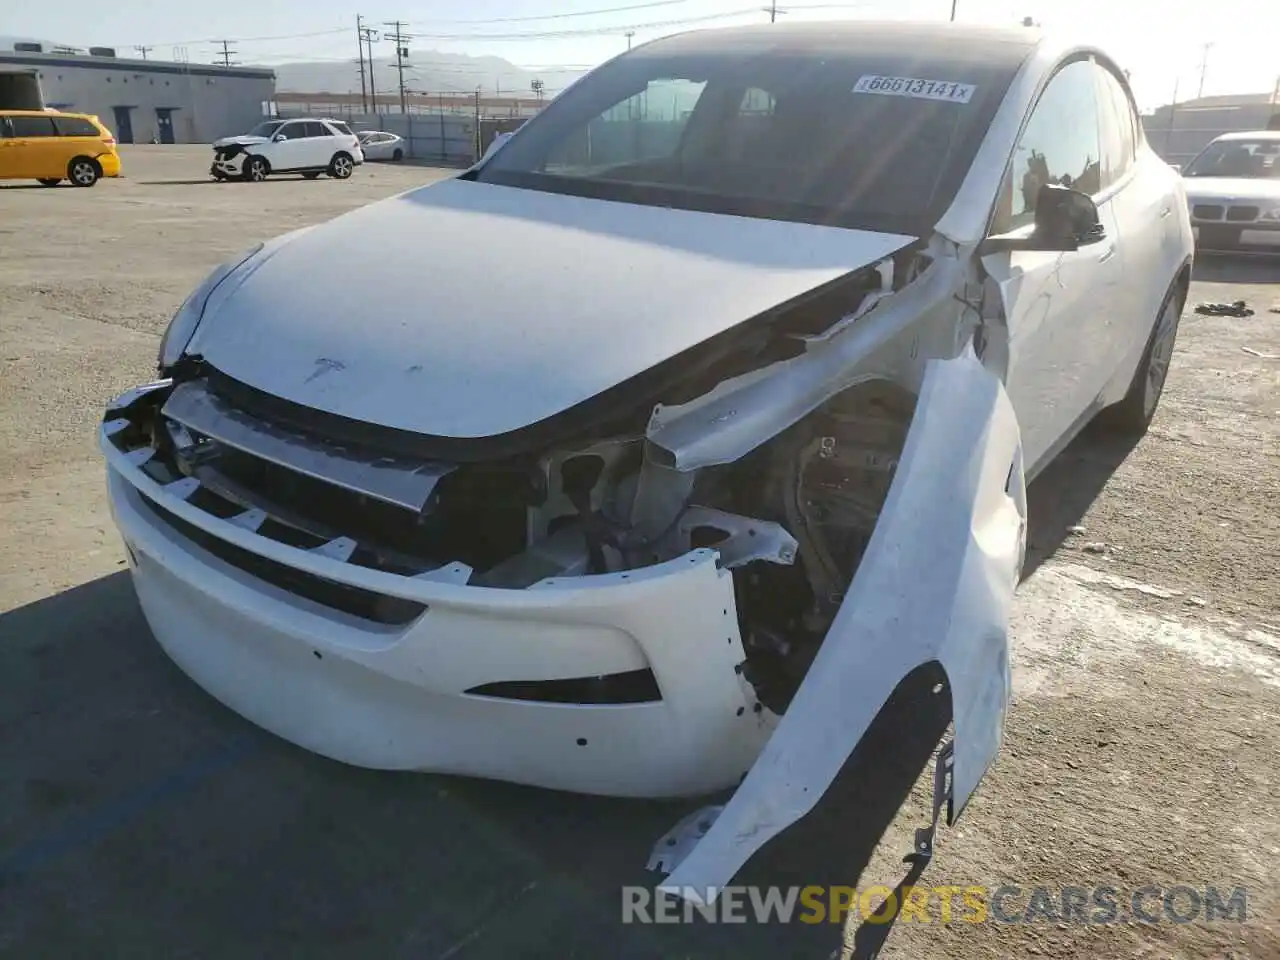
[2,145,1279,959]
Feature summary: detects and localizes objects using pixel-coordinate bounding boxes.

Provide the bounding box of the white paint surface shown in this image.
[187,179,914,438]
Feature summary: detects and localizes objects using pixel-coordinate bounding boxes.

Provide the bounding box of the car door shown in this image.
[651,346,1026,898]
[268,121,310,170]
[3,113,60,179]
[303,122,336,168]
[978,58,1122,475]
[0,115,18,178]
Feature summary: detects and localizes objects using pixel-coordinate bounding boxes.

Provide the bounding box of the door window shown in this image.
[279,123,309,140]
[53,116,101,137]
[7,115,57,138]
[993,59,1103,232]
[1095,65,1136,190]
[303,122,330,138]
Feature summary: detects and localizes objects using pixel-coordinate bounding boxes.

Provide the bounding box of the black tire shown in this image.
[392,148,403,161]
[67,157,100,187]
[1198,225,1241,250]
[242,156,270,182]
[1097,279,1185,437]
[301,171,322,180]
[327,152,355,179]
[38,178,61,187]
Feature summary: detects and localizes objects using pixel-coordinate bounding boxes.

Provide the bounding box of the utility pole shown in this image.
[361,25,380,115]
[214,40,237,68]
[625,30,635,50]
[134,45,152,60]
[766,1,779,22]
[383,20,415,115]
[1165,77,1180,161]
[950,0,958,20]
[356,15,368,113]
[1196,42,1213,100]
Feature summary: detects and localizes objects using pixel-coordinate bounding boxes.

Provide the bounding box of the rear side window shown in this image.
[54,116,101,137]
[1095,66,1136,189]
[329,121,353,136]
[304,122,330,138]
[8,115,57,137]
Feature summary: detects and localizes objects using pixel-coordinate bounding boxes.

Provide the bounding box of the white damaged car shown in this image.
[102,22,1192,899]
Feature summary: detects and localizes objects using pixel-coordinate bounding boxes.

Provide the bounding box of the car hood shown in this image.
[1182,177,1280,203]
[187,179,916,439]
[213,134,269,148]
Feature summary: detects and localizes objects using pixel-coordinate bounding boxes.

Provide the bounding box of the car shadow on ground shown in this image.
[0,570,946,958]
[1021,424,1142,581]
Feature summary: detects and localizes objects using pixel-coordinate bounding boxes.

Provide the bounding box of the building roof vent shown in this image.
[13,42,44,53]
[89,46,117,58]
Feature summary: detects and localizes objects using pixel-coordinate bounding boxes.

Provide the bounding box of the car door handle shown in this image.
[1097,244,1117,263]
[1160,206,1173,218]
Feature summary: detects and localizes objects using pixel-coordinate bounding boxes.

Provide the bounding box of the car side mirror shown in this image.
[272,133,287,142]
[979,183,1105,255]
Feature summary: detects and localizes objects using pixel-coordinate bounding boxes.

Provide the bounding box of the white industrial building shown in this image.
[0,42,274,144]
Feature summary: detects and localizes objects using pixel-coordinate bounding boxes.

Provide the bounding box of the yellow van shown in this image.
[0,110,121,187]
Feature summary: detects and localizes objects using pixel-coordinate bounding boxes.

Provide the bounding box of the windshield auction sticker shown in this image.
[853,75,976,103]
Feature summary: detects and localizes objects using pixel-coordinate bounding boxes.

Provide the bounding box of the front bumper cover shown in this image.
[101,411,773,798]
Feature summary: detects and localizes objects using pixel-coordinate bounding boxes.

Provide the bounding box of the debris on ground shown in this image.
[1195,300,1254,317]
[1186,596,1208,607]
[1242,346,1280,359]
[1066,525,1087,536]
[1082,542,1109,554]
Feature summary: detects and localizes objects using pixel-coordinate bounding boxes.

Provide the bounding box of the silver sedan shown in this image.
[357,131,405,162]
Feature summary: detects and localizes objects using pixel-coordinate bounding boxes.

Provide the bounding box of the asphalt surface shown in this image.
[1,146,1277,959]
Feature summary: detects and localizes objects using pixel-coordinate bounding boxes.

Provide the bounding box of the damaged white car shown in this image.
[101,22,1193,899]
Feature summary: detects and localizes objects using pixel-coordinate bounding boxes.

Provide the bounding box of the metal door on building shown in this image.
[155,108,175,144]
[112,106,134,144]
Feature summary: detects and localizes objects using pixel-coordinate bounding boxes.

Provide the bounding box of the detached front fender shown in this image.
[656,345,1026,899]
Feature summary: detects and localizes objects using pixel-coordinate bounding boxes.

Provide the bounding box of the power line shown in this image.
[384,20,416,115]
[408,7,760,41]
[214,40,238,68]
[413,0,688,26]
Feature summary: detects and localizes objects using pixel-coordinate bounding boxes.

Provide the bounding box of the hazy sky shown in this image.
[8,0,1280,108]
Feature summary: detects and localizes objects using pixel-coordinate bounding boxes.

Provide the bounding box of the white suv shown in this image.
[211,118,364,182]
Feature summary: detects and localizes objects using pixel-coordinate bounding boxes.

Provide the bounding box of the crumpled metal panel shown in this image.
[655,345,1025,899]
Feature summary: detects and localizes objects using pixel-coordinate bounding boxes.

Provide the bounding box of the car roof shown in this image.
[1212,130,1280,142]
[0,108,97,120]
[633,19,1041,70]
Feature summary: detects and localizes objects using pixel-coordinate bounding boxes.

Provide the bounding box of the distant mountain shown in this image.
[266,52,587,99]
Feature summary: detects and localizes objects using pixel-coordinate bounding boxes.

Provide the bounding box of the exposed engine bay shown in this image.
[110,359,914,716]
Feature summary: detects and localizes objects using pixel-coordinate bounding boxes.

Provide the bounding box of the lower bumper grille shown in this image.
[1227,205,1259,223]
[138,491,428,626]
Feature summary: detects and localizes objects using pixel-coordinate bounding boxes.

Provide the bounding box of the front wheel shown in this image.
[392,148,403,161]
[68,158,100,187]
[38,178,61,187]
[328,152,354,179]
[242,156,270,182]
[1098,283,1184,437]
